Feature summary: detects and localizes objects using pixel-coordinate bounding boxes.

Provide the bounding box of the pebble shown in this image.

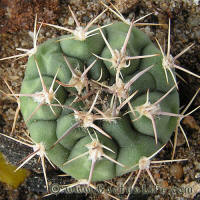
[170,164,184,179]
[176,133,186,147]
[194,161,200,170]
[68,16,75,25]
[158,179,169,188]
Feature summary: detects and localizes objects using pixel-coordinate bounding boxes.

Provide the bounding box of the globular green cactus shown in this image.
[0,7,188,196]
[17,12,181,189]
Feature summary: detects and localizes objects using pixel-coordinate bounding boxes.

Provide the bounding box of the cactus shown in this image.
[17,11,180,184]
[2,5,199,198]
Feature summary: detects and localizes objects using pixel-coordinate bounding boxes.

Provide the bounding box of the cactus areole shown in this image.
[20,22,179,182]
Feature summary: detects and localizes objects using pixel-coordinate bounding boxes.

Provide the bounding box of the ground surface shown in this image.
[0,0,200,200]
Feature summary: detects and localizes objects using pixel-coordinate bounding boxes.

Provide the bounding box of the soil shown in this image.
[0,0,200,200]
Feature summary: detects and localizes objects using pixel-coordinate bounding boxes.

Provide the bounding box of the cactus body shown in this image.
[20,22,179,182]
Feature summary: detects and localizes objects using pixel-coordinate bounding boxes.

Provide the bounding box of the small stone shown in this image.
[183,115,200,130]
[68,17,74,26]
[184,175,190,183]
[194,161,200,170]
[195,173,200,181]
[82,15,90,23]
[154,172,160,179]
[170,164,184,179]
[113,0,138,13]
[176,132,186,147]
[160,180,168,188]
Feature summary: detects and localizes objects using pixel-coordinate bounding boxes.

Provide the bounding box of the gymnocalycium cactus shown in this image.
[18,8,180,185]
[4,6,199,196]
